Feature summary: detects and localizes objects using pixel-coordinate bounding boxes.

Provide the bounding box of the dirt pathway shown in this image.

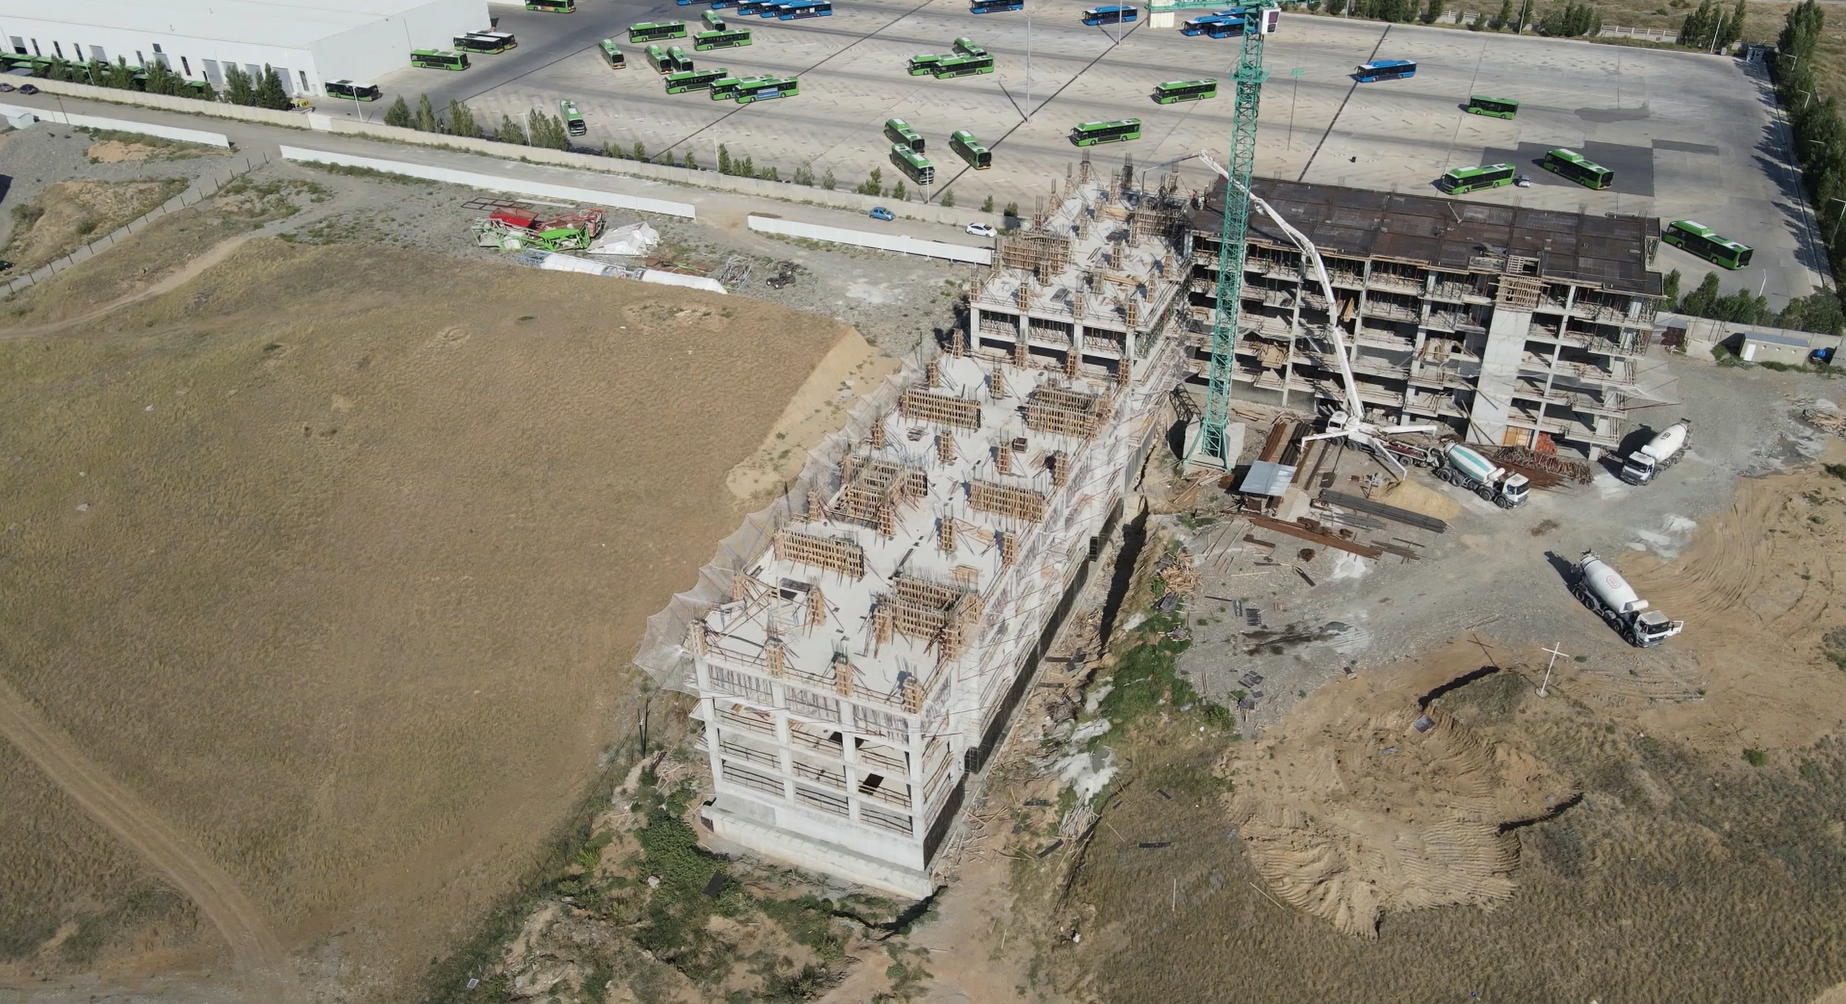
[0,233,256,340]
[0,676,288,995]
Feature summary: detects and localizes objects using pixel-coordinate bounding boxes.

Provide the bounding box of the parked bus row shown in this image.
[410,26,517,71]
[882,119,993,176]
[907,36,994,78]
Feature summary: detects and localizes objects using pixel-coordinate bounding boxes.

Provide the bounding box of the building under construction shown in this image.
[1188,178,1667,457]
[659,161,1189,896]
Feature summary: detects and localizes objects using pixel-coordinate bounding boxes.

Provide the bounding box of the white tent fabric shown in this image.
[589,221,661,256]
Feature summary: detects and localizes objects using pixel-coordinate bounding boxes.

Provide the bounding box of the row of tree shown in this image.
[1776,0,1846,285]
[1680,0,1746,51]
[1664,268,1845,335]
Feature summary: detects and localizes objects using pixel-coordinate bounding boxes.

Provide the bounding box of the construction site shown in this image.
[641,161,1189,895]
[1188,178,1670,458]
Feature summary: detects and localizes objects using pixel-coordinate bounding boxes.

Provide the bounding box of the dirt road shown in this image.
[0,676,286,993]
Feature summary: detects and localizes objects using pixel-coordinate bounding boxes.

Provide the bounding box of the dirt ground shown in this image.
[0,227,848,998]
[2,178,187,272]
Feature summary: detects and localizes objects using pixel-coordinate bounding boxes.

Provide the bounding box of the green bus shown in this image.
[1662,220,1753,270]
[598,39,627,69]
[644,43,673,73]
[709,75,744,99]
[1437,162,1516,194]
[454,33,512,53]
[410,49,469,70]
[1070,119,1140,146]
[890,144,936,185]
[933,53,994,77]
[703,10,726,28]
[1541,148,1613,190]
[1154,78,1217,104]
[736,75,798,102]
[667,45,693,71]
[695,28,753,49]
[950,129,992,169]
[952,36,986,56]
[325,79,381,101]
[666,67,730,92]
[527,0,575,10]
[629,21,689,42]
[908,53,943,75]
[559,98,586,135]
[885,118,926,153]
[1465,94,1519,119]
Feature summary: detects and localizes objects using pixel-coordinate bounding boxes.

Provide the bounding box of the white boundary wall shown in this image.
[277,146,697,219]
[0,103,231,147]
[747,215,993,265]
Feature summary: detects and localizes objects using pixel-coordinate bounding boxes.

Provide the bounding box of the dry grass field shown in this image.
[0,233,849,994]
[2,178,187,272]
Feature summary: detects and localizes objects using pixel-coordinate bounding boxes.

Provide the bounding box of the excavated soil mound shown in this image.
[1219,658,1573,936]
[1371,477,1460,522]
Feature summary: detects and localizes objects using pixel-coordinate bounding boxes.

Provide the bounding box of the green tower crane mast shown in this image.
[1187,4,1278,470]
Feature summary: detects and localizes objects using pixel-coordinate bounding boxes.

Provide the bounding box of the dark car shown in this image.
[17,83,38,95]
[0,83,15,93]
[0,260,14,273]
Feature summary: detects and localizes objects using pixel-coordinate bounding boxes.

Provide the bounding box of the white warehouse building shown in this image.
[0,0,488,97]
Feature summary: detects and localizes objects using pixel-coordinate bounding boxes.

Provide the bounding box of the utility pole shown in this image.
[1830,198,1846,243]
[1026,13,1032,120]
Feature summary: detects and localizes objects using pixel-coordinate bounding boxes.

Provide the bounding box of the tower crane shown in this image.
[1182,2,1280,472]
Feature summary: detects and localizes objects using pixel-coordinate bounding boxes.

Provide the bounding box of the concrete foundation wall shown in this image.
[703,796,935,899]
[746,214,992,264]
[0,101,229,146]
[278,144,698,218]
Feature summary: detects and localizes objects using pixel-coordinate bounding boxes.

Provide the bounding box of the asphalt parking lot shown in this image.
[359,3,1822,305]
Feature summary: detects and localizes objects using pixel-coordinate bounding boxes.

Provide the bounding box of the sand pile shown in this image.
[1219,662,1573,936]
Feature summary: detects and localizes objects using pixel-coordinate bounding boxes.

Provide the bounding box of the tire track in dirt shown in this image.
[0,675,287,989]
[0,233,255,340]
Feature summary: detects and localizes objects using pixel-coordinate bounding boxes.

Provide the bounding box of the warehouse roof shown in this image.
[1189,178,1663,296]
[0,0,443,46]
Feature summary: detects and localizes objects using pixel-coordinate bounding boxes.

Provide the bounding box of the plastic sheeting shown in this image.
[639,269,726,294]
[590,221,661,256]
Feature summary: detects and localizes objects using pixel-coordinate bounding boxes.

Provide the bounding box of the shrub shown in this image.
[940,188,956,207]
[383,95,413,128]
[982,194,995,213]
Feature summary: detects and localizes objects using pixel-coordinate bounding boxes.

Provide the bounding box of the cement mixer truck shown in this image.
[1570,550,1684,647]
[1618,420,1690,486]
[1434,442,1530,509]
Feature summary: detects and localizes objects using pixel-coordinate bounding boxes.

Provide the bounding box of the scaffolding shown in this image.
[899,388,983,430]
[967,479,1048,522]
[1025,384,1113,440]
[773,528,867,580]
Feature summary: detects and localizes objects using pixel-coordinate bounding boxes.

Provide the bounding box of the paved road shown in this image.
[348,4,1826,305]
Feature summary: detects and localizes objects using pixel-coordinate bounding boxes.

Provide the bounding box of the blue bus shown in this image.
[1204,18,1246,36]
[1180,14,1242,33]
[735,0,776,13]
[971,0,1023,11]
[1353,59,1415,82]
[778,0,833,18]
[1082,4,1138,24]
[708,0,736,6]
[754,2,787,14]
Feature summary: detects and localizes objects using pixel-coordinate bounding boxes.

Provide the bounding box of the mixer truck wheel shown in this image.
[1476,486,1496,503]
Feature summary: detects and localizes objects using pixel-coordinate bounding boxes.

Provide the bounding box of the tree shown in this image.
[447,99,477,138]
[1515,0,1534,30]
[1468,9,1485,28]
[497,114,526,145]
[415,93,438,132]
[892,180,907,201]
[1661,268,1682,310]
[1719,0,1746,48]
[1003,200,1019,219]
[718,144,732,174]
[1681,0,1714,45]
[940,188,956,207]
[759,165,779,181]
[1490,0,1512,27]
[821,169,836,190]
[1424,0,1447,23]
[684,150,697,169]
[256,64,289,109]
[793,163,815,185]
[1325,0,1347,13]
[981,194,994,213]
[631,140,646,160]
[1776,289,1845,335]
[224,64,255,106]
[384,95,413,128]
[854,167,883,196]
[738,154,754,176]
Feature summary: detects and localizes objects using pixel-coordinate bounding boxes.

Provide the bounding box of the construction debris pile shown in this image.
[473,204,607,252]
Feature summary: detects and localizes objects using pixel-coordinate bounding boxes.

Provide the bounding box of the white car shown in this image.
[966,223,996,238]
[1513,174,1532,188]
